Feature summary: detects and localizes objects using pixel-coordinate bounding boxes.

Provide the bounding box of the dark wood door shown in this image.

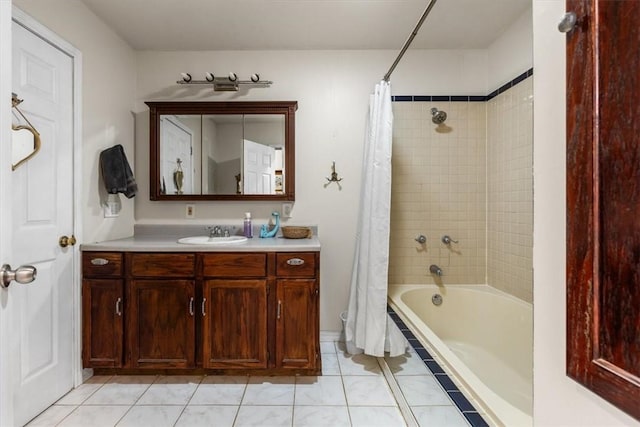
[566,0,640,420]
[128,280,195,368]
[82,279,123,368]
[203,279,268,368]
[275,279,318,369]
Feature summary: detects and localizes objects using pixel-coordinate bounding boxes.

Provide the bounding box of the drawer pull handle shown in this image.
[286,258,305,266]
[115,297,122,316]
[202,298,207,316]
[189,297,195,316]
[277,300,282,319]
[90,258,109,266]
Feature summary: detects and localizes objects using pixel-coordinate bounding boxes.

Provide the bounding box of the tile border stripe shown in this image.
[392,67,533,103]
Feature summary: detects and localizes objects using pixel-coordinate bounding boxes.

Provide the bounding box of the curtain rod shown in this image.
[383,0,439,82]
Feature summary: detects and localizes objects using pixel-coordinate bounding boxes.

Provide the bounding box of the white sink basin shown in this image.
[177,235,248,245]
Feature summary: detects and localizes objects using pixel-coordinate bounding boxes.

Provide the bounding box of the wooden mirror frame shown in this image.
[146,101,297,201]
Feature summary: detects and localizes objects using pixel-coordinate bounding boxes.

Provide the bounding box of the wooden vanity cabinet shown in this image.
[127,253,196,369]
[82,249,319,375]
[201,253,268,369]
[82,252,124,368]
[275,253,320,369]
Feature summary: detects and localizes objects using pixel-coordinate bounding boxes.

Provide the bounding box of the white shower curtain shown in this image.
[344,80,407,357]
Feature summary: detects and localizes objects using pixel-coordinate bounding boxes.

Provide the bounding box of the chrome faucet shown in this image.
[429,264,443,276]
[441,235,459,245]
[415,234,427,244]
[207,226,223,238]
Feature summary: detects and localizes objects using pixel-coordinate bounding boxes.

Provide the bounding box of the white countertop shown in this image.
[81,224,321,252]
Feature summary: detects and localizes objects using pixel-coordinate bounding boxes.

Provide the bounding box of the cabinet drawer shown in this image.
[276,253,317,277]
[130,253,195,277]
[202,253,267,277]
[83,252,123,278]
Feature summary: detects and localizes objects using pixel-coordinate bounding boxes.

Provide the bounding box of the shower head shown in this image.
[431,107,447,124]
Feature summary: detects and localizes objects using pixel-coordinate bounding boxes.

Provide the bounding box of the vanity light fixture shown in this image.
[177,72,273,92]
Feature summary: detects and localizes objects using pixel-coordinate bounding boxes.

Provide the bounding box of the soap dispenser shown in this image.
[244,212,253,238]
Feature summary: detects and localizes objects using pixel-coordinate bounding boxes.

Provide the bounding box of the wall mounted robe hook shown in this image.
[324,161,343,190]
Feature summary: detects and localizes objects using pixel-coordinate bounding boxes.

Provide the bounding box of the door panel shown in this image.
[11,20,74,426]
[566,0,640,420]
[203,279,268,368]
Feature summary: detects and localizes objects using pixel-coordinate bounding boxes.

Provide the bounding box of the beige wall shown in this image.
[134,49,489,331]
[389,101,487,285]
[14,0,137,243]
[487,76,533,302]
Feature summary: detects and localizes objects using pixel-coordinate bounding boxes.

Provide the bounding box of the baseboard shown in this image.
[320,330,341,342]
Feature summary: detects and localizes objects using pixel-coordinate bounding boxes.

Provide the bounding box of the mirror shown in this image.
[147,101,297,201]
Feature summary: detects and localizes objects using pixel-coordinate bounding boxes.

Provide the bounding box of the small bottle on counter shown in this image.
[244,212,253,238]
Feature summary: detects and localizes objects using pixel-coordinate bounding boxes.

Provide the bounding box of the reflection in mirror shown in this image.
[147,101,296,201]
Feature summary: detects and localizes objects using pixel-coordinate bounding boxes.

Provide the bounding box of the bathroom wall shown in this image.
[487,76,533,302]
[13,0,137,243]
[134,49,489,331]
[532,1,638,425]
[389,101,487,285]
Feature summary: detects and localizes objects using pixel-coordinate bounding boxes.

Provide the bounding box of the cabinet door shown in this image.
[275,279,318,369]
[203,280,268,368]
[82,279,123,368]
[128,280,195,368]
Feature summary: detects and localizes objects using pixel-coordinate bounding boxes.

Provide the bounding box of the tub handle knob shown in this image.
[415,235,427,244]
[429,264,443,277]
[441,235,459,245]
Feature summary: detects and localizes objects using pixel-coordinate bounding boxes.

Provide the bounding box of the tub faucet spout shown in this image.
[429,264,443,276]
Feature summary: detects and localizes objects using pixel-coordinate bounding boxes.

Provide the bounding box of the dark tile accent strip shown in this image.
[387,305,490,425]
[392,67,533,103]
[464,412,491,427]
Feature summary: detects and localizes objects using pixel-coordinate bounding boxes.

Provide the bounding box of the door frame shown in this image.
[0,6,83,425]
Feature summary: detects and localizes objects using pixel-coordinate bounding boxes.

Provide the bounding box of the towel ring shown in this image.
[11,93,42,171]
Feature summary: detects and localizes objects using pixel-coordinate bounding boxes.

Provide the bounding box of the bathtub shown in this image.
[387,284,532,427]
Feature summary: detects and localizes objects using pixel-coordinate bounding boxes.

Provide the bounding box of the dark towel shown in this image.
[100,144,138,198]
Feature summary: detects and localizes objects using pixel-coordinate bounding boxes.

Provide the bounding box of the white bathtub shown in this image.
[388,284,532,427]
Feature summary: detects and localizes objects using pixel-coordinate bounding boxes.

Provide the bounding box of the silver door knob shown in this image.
[1,264,37,289]
[558,12,577,33]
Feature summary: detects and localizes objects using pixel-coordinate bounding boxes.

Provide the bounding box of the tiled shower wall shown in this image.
[487,77,533,302]
[389,101,487,285]
[388,74,533,303]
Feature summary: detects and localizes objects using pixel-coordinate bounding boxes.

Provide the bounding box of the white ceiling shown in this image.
[79,0,531,51]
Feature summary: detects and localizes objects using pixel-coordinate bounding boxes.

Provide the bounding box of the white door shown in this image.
[7,18,75,426]
[160,116,193,194]
[243,139,275,194]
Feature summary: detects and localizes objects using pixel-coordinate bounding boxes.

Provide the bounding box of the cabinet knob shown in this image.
[189,297,195,316]
[201,298,207,316]
[115,297,122,316]
[286,258,305,266]
[90,258,109,266]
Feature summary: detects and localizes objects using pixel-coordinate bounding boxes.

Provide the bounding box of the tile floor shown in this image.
[27,341,472,427]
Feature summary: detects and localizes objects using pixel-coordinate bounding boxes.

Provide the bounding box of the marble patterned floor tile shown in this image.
[336,351,382,376]
[396,375,451,406]
[189,376,248,405]
[320,341,337,354]
[385,350,431,376]
[136,375,201,405]
[342,376,397,406]
[175,405,239,427]
[293,405,351,427]
[26,405,77,426]
[57,405,130,427]
[116,405,183,427]
[84,376,155,405]
[321,353,341,376]
[349,406,406,427]
[234,405,292,427]
[294,376,347,406]
[411,405,469,427]
[55,383,104,405]
[242,377,295,406]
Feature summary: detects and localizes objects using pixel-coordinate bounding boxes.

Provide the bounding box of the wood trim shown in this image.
[566,0,640,420]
